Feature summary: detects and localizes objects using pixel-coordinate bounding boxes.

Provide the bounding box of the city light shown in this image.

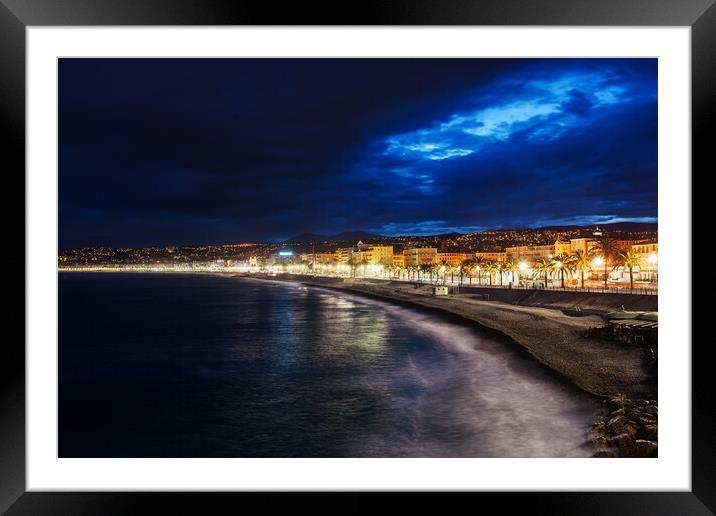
[58,228,657,292]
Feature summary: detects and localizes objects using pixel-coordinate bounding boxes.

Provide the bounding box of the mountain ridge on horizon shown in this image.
[283,221,657,244]
[59,221,658,251]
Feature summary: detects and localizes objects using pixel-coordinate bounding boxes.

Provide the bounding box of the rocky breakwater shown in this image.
[589,394,658,457]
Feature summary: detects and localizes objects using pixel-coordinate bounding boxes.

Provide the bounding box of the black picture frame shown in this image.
[2,0,709,513]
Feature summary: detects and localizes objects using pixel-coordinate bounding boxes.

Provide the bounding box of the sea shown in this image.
[59,273,600,457]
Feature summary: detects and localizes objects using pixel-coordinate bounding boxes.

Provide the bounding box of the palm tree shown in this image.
[591,235,619,288]
[461,260,474,285]
[472,256,486,285]
[446,263,459,284]
[439,258,449,284]
[618,249,642,290]
[484,261,498,286]
[554,253,572,288]
[533,257,554,288]
[458,260,466,285]
[431,263,441,283]
[348,256,361,278]
[420,263,433,283]
[571,250,591,288]
[504,260,519,287]
[329,258,340,277]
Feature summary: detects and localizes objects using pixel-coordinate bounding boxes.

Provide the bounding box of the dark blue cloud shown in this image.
[59,58,656,248]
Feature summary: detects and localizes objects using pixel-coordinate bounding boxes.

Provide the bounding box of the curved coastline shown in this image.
[239,273,659,457]
[60,270,657,456]
[237,273,656,400]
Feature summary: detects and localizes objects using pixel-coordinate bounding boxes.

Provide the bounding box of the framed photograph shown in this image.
[4,0,709,513]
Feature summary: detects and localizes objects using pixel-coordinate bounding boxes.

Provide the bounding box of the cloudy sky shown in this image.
[59,58,657,249]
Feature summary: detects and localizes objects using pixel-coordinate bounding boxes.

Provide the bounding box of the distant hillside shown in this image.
[598,221,657,232]
[284,230,383,244]
[534,222,658,233]
[331,231,383,241]
[284,223,656,244]
[283,232,328,245]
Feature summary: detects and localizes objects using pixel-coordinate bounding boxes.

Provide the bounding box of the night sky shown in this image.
[59,58,657,249]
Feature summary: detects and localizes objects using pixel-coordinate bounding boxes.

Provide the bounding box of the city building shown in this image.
[358,245,394,266]
[268,249,298,266]
[631,242,658,256]
[554,239,571,256]
[403,247,438,266]
[570,238,598,255]
[334,248,351,263]
[392,253,405,267]
[505,244,554,263]
[437,252,468,266]
[631,242,658,281]
[615,239,642,252]
[475,251,507,262]
[315,252,337,264]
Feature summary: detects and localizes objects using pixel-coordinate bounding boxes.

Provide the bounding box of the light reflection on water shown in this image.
[59,273,599,458]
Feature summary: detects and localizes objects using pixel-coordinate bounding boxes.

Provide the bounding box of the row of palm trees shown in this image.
[314,236,648,290]
[404,237,645,290]
[532,249,644,289]
[379,257,519,287]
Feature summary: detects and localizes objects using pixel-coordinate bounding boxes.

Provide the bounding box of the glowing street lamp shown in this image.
[593,256,604,267]
[648,253,658,264]
[519,261,528,271]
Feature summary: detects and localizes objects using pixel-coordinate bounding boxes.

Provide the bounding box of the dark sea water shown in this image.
[59,273,600,457]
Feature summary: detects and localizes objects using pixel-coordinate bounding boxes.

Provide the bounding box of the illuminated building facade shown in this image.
[268,249,298,266]
[505,245,554,263]
[315,252,337,264]
[334,248,351,263]
[631,242,658,281]
[358,245,394,266]
[437,252,468,266]
[631,242,658,256]
[615,239,642,251]
[554,239,571,256]
[403,247,438,266]
[475,251,507,263]
[570,238,598,255]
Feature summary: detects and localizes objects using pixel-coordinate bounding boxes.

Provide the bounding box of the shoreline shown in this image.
[248,275,658,458]
[242,273,659,457]
[60,269,657,399]
[61,270,658,456]
[238,273,657,400]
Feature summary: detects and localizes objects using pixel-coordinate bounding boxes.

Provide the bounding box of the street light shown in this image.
[593,256,604,267]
